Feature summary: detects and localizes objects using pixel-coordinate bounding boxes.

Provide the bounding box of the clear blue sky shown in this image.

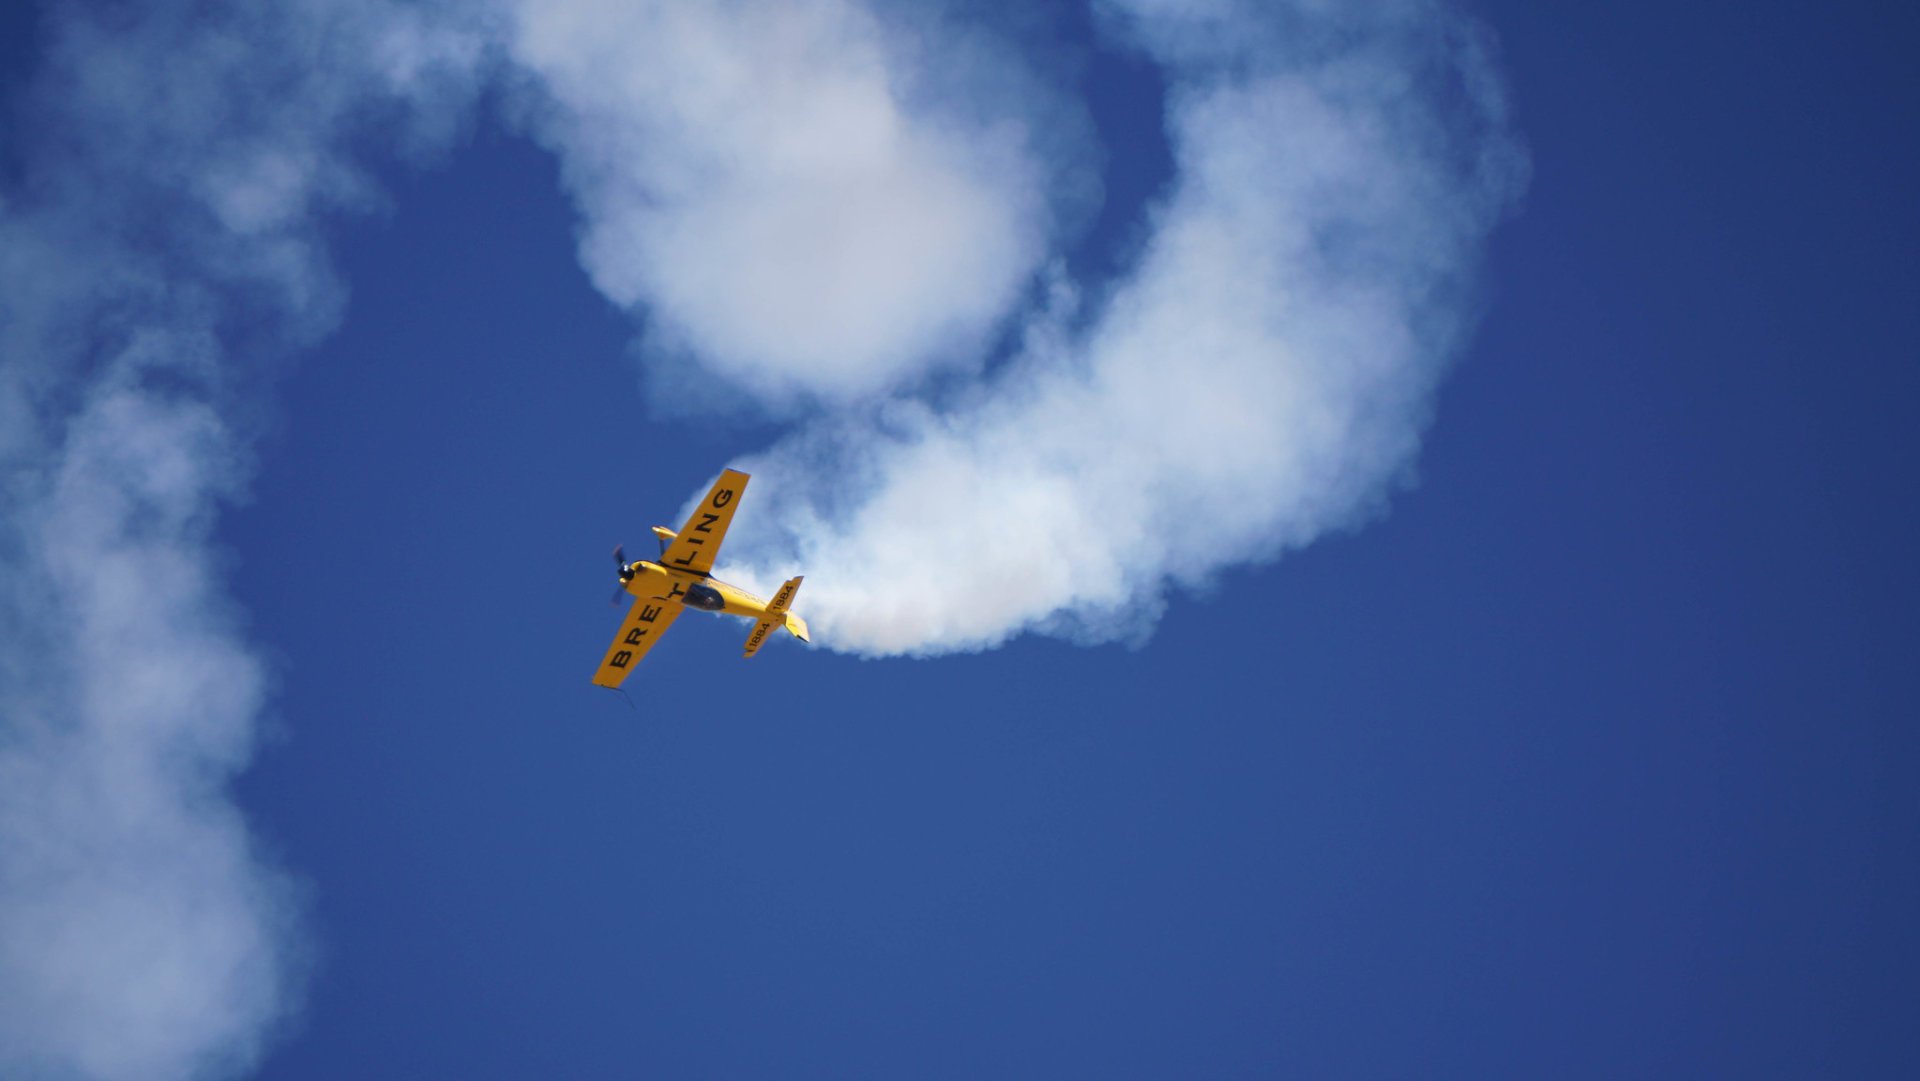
[2,2,1916,1079]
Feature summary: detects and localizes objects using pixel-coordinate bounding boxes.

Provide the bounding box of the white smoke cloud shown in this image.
[0,3,488,1078]
[504,0,1092,408]
[1,350,285,1081]
[654,2,1527,655]
[0,1,1521,1075]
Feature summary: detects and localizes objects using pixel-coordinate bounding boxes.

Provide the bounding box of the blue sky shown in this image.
[1,2,1916,1079]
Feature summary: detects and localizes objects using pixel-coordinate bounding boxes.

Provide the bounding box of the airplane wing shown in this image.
[659,468,749,577]
[592,597,683,688]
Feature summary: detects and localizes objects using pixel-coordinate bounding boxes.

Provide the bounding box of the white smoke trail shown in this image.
[525,0,1526,655]
[0,3,487,1078]
[0,2,1522,1074]
[504,0,1096,409]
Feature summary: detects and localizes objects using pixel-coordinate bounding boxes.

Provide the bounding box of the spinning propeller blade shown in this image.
[610,544,629,605]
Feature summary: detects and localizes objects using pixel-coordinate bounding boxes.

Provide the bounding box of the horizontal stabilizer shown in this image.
[743,617,780,658]
[766,575,802,615]
[743,576,806,657]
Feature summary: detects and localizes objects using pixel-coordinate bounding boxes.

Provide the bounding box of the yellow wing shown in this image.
[592,597,683,688]
[660,468,748,577]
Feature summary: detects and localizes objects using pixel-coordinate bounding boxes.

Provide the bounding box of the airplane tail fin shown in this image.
[743,576,807,657]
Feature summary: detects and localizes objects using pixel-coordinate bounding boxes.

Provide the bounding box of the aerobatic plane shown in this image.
[592,468,809,688]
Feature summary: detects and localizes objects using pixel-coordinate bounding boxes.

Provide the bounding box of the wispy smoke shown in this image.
[0,3,486,1078]
[527,0,1526,654]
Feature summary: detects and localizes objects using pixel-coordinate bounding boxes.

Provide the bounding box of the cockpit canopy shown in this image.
[683,582,726,612]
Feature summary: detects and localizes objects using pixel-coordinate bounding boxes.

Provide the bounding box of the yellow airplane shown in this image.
[592,468,809,688]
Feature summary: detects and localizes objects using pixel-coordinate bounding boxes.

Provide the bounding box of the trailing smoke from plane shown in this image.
[505,0,1096,410]
[0,3,1519,1078]
[0,4,488,1079]
[520,0,1527,655]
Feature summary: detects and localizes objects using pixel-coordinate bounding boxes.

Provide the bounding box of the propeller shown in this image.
[610,544,629,606]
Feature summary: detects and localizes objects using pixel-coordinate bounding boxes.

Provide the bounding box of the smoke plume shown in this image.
[0,3,1520,1078]
[506,0,1095,409]
[521,0,1526,654]
[0,3,486,1078]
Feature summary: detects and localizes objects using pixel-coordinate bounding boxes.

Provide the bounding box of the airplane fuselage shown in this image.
[620,560,781,622]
